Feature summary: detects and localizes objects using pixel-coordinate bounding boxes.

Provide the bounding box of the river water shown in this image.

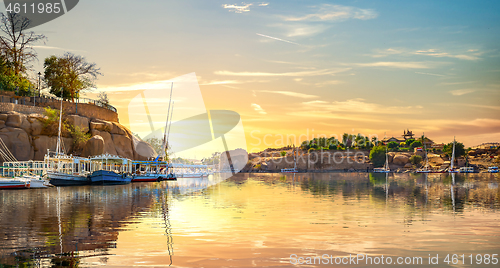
[0,173,499,267]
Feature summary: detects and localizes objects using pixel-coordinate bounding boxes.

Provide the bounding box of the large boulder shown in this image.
[131,135,157,160]
[66,115,90,132]
[393,155,409,165]
[29,118,44,136]
[5,114,22,128]
[111,122,128,136]
[94,130,117,155]
[82,135,104,157]
[112,134,134,159]
[32,135,73,160]
[0,127,34,161]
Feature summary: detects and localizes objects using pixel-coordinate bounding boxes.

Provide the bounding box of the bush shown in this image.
[369,146,387,167]
[329,144,337,150]
[68,125,91,151]
[41,107,66,136]
[410,140,423,150]
[405,139,415,147]
[409,155,422,165]
[308,148,316,153]
[388,141,399,150]
[280,151,287,157]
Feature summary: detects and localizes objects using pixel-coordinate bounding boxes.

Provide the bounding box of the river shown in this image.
[0,173,499,267]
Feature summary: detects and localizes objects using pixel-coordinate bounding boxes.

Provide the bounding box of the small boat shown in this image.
[416,136,432,173]
[47,171,90,186]
[488,167,499,173]
[374,147,390,173]
[448,137,459,173]
[281,144,298,173]
[16,175,52,188]
[281,168,298,173]
[0,178,30,189]
[89,170,132,185]
[460,167,474,173]
[131,173,163,182]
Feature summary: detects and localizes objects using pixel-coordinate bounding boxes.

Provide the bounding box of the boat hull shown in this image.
[131,175,162,182]
[90,170,131,185]
[47,172,90,186]
[0,179,29,189]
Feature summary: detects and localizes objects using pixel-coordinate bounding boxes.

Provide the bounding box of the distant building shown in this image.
[403,129,415,140]
[421,137,434,148]
[381,137,405,145]
[431,143,444,150]
[472,142,500,149]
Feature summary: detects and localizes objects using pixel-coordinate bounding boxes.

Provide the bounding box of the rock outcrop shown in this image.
[0,111,157,162]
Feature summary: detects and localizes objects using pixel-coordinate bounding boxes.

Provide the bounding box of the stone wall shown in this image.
[0,102,46,115]
[38,101,118,122]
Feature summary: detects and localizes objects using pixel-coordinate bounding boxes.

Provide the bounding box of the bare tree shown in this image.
[0,13,46,75]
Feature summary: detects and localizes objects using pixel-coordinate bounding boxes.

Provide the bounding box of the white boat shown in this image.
[44,95,92,186]
[374,146,390,173]
[281,144,298,173]
[459,167,474,173]
[416,136,431,173]
[16,175,52,188]
[0,178,30,189]
[488,167,499,173]
[449,137,459,173]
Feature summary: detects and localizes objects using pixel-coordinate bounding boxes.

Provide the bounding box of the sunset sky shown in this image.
[12,0,500,156]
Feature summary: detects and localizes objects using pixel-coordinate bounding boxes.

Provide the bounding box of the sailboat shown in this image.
[374,146,390,173]
[416,134,431,173]
[448,137,459,173]
[46,91,91,186]
[281,143,298,173]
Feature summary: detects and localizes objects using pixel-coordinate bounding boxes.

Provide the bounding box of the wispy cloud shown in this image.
[372,47,482,61]
[301,98,423,114]
[414,49,480,61]
[284,4,378,22]
[222,2,269,13]
[415,72,445,77]
[256,33,301,45]
[251,103,267,114]
[215,68,350,77]
[314,80,343,87]
[449,89,476,96]
[32,45,86,52]
[356,62,432,69]
[260,90,318,99]
[438,81,476,86]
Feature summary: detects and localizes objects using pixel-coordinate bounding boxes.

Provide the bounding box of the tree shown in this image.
[369,146,387,167]
[144,137,163,155]
[387,141,399,150]
[0,55,34,95]
[280,151,287,157]
[443,141,465,158]
[0,13,46,75]
[44,52,102,101]
[410,140,423,150]
[409,155,422,165]
[405,138,415,147]
[97,91,109,105]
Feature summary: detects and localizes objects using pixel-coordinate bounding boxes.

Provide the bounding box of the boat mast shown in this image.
[422,133,429,170]
[162,82,174,158]
[450,136,456,171]
[385,146,389,170]
[55,89,63,157]
[165,101,175,158]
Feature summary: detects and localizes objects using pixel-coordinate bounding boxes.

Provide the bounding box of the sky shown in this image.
[5,0,500,157]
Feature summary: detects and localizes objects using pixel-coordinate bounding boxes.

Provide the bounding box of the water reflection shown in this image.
[0,173,499,267]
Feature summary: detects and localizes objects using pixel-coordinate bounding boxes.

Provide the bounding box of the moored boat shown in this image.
[89,170,132,185]
[0,178,30,189]
[460,167,474,173]
[488,167,499,173]
[374,146,390,173]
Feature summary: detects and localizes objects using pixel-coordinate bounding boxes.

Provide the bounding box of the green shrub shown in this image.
[369,146,387,167]
[308,148,316,153]
[388,141,399,149]
[68,125,91,151]
[41,107,66,136]
[409,155,422,165]
[410,140,423,150]
[280,151,287,157]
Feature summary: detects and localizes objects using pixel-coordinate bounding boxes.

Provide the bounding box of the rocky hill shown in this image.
[0,111,157,162]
